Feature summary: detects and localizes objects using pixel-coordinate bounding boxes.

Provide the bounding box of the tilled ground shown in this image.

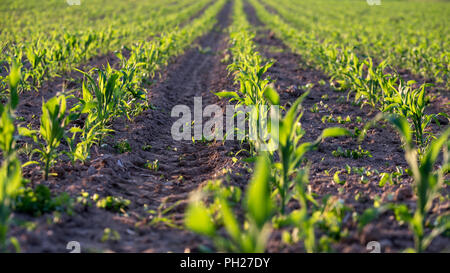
[7,1,450,253]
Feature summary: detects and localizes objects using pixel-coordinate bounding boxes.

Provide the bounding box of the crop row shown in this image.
[186,0,353,253]
[184,0,449,253]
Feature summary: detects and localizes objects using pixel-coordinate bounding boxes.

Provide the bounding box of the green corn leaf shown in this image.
[215,91,241,101]
[387,115,412,147]
[0,108,15,155]
[8,62,21,110]
[246,154,273,228]
[263,86,280,105]
[420,127,450,175]
[321,127,352,139]
[333,171,346,185]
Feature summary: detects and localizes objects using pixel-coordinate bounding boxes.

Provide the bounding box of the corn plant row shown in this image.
[0,0,201,53]
[185,0,352,253]
[186,0,277,252]
[0,0,211,94]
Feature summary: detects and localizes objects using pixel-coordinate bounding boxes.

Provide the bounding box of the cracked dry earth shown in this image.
[8,1,449,253]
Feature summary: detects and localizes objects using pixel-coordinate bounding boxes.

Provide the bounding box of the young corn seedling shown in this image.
[25,43,48,88]
[342,57,385,108]
[19,95,73,180]
[274,169,350,253]
[114,139,131,154]
[385,81,447,151]
[273,169,319,252]
[3,61,20,115]
[0,155,22,252]
[185,154,273,253]
[146,200,182,229]
[114,53,149,120]
[75,66,122,141]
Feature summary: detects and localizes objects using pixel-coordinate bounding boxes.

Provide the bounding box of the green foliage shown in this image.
[65,123,103,163]
[14,185,74,216]
[141,144,152,151]
[321,114,352,125]
[376,114,449,252]
[0,0,212,93]
[384,81,447,149]
[250,0,449,150]
[275,175,350,253]
[114,139,131,154]
[101,228,120,243]
[0,106,16,158]
[0,66,23,252]
[76,67,123,133]
[19,95,73,180]
[146,201,182,229]
[94,195,131,212]
[378,167,404,187]
[145,159,160,172]
[256,0,449,87]
[0,157,22,251]
[185,154,273,253]
[332,146,372,159]
[333,171,346,185]
[272,92,351,213]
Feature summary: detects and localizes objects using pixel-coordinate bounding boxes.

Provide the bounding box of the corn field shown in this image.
[0,0,448,255]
